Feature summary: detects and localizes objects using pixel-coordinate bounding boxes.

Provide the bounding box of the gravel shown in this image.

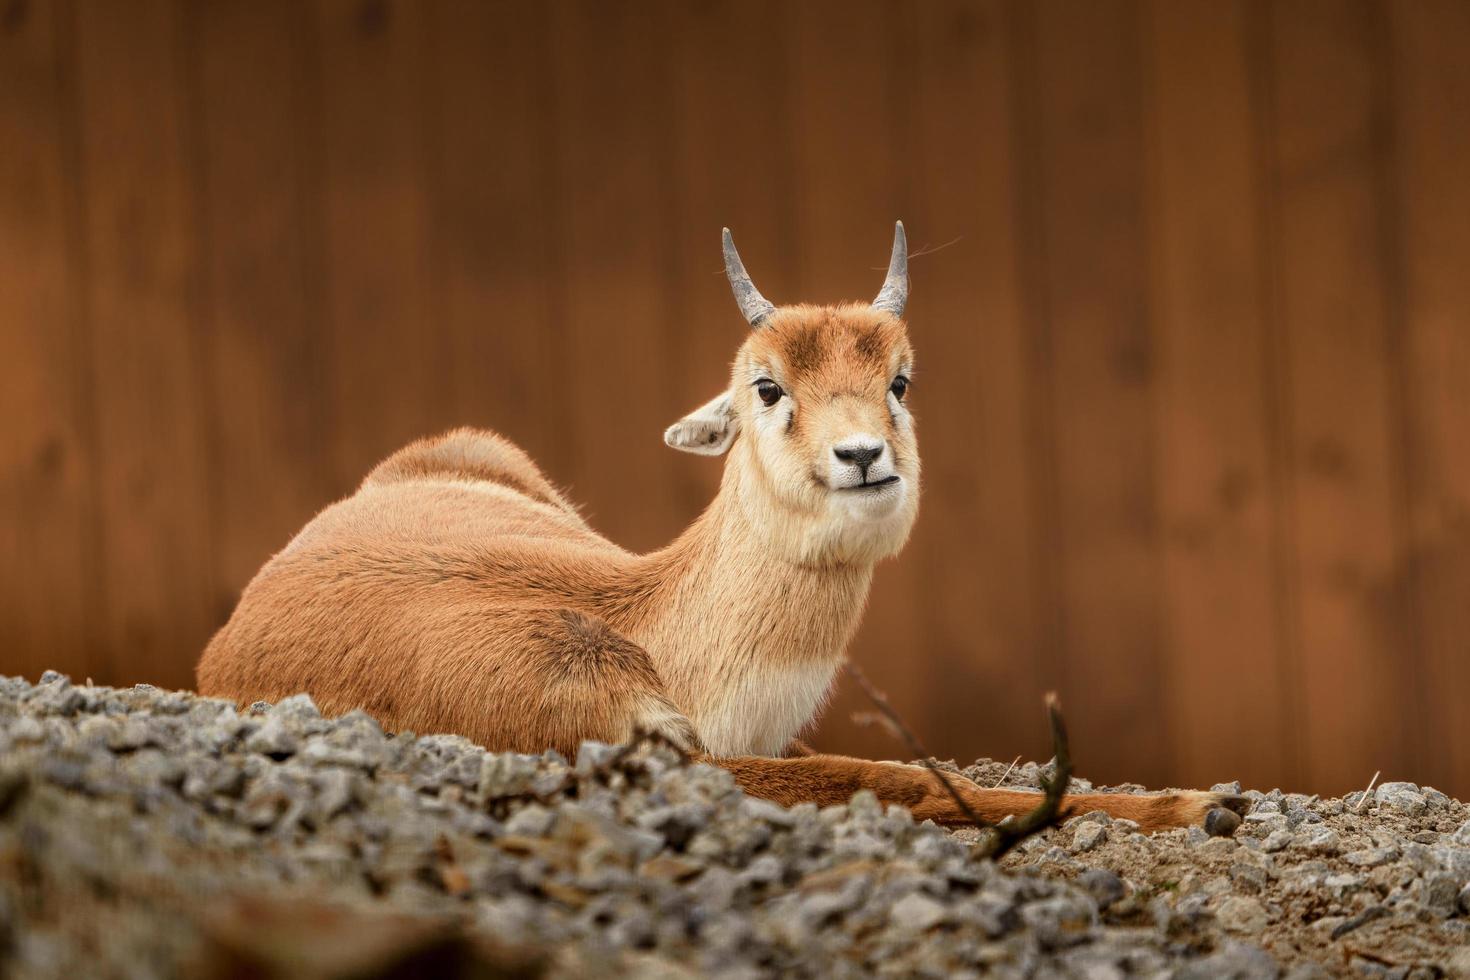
[1,672,1467,978]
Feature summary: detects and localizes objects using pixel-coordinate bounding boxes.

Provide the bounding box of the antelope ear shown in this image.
[664,392,738,455]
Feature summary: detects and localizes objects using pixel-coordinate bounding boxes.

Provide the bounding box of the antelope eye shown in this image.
[890,375,910,401]
[755,379,784,407]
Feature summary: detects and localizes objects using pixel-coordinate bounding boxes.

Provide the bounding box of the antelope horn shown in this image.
[722,228,776,328]
[871,220,908,317]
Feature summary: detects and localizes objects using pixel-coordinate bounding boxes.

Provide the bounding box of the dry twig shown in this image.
[971,692,1074,861]
[1355,770,1381,813]
[992,756,1022,788]
[847,666,1079,861]
[846,662,985,827]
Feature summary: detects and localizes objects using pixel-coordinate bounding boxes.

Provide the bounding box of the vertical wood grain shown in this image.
[314,0,442,493]
[1386,0,1470,795]
[545,1,682,554]
[1145,0,1296,790]
[904,0,1050,766]
[0,0,102,683]
[1029,0,1170,786]
[72,0,215,689]
[190,0,330,627]
[426,0,565,478]
[1262,0,1417,794]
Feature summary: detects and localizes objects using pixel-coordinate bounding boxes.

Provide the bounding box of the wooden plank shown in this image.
[426,0,565,477]
[1262,0,1416,795]
[784,0,923,760]
[545,2,682,553]
[661,0,796,524]
[1386,0,1470,799]
[1028,0,1170,786]
[314,0,443,493]
[72,0,215,689]
[901,0,1051,768]
[785,1,908,302]
[191,0,330,622]
[1143,0,1296,790]
[0,0,102,683]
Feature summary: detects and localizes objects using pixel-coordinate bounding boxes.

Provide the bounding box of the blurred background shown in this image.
[2,0,1467,798]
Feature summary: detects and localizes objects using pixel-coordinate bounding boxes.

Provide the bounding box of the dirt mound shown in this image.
[1,673,1466,977]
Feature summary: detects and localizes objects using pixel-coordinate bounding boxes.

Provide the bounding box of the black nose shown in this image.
[834,445,882,472]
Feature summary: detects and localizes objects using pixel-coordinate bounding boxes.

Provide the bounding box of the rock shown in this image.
[1215,896,1268,934]
[737,854,784,888]
[244,716,298,758]
[1343,847,1396,868]
[8,717,45,744]
[1071,822,1107,853]
[574,740,619,774]
[1421,873,1461,918]
[1376,784,1428,816]
[503,803,555,837]
[889,892,947,934]
[1262,830,1294,853]
[1247,814,1289,839]
[1019,895,1095,950]
[29,680,82,717]
[1175,939,1277,980]
[1077,868,1125,908]
[1229,863,1269,895]
[1301,827,1341,855]
[1375,780,1420,796]
[739,796,796,828]
[1323,873,1365,897]
[270,693,321,721]
[1399,842,1439,875]
[478,752,538,798]
[312,768,357,821]
[1196,837,1239,860]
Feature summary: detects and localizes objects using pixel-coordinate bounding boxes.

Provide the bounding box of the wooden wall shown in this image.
[2,0,1467,798]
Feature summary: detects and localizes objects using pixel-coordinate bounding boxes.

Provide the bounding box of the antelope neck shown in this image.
[614,473,875,749]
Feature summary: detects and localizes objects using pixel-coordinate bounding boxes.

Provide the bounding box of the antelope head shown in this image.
[665,223,920,565]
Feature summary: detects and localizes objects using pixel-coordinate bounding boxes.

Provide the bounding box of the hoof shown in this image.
[1204,806,1242,837]
[1212,793,1251,816]
[1172,790,1251,831]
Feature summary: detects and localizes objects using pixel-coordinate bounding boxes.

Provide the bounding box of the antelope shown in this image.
[198,223,1245,831]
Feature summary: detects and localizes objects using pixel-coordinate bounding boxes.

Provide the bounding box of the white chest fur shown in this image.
[691,659,840,757]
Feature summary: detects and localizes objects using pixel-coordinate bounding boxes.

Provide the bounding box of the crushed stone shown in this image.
[1,673,1467,978]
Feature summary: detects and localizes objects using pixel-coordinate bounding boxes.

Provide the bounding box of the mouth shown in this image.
[838,475,901,493]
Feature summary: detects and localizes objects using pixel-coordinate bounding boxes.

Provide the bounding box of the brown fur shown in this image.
[719,757,1238,830]
[199,303,1240,834]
